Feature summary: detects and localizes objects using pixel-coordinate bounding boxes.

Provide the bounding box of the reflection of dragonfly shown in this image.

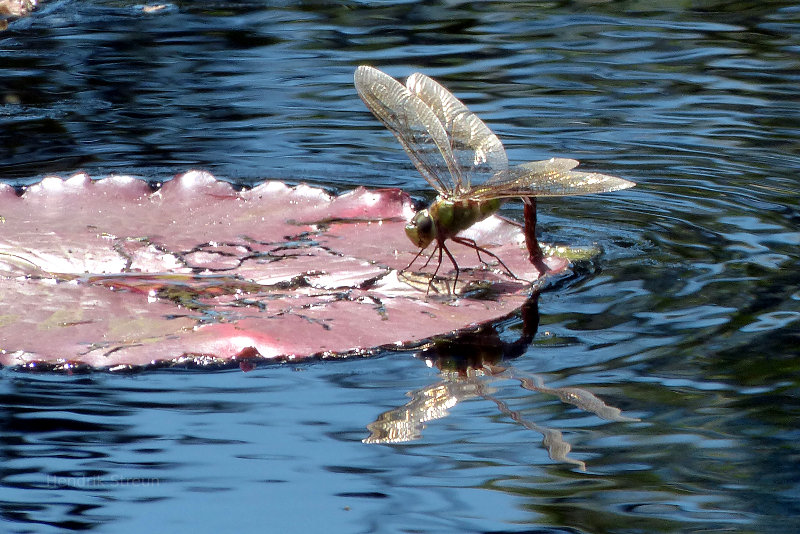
[362,366,637,471]
[362,295,639,470]
[354,65,635,293]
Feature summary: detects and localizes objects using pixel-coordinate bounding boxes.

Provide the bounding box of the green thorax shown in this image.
[429,197,502,239]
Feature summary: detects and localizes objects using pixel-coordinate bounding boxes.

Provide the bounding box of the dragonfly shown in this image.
[354,65,635,293]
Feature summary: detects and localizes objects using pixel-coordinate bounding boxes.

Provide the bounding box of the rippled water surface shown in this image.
[2,1,799,532]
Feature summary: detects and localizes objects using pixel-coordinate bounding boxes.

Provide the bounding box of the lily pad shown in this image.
[0,171,568,370]
[0,0,36,30]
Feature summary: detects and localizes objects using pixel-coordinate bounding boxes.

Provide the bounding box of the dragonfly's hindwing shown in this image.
[406,73,509,193]
[355,66,461,194]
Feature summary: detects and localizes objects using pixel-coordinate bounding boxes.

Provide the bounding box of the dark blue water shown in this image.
[2,1,799,532]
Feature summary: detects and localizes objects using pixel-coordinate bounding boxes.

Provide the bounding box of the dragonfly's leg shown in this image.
[523,197,549,274]
[404,245,429,272]
[462,237,487,266]
[452,236,490,267]
[451,237,519,281]
[420,244,439,270]
[425,243,446,295]
[401,245,439,294]
[440,241,460,294]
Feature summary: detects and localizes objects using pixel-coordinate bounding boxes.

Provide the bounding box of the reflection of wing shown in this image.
[362,382,483,444]
[354,66,458,195]
[468,157,636,200]
[406,72,508,193]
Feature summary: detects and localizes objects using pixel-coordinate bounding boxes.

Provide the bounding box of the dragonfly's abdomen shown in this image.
[431,198,502,239]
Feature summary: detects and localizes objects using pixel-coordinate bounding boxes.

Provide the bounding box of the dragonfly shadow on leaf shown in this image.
[363,293,639,471]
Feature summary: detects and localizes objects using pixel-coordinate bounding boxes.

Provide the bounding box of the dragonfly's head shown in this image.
[405,209,437,249]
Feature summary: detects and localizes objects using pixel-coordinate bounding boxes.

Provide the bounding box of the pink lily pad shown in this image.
[0,171,568,371]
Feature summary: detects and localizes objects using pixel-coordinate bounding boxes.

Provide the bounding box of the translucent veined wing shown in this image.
[354,66,460,195]
[467,157,636,200]
[406,72,509,194]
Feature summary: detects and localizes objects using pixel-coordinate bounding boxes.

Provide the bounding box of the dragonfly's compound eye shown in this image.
[405,210,436,249]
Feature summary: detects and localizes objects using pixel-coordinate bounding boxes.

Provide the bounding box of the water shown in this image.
[1,0,799,532]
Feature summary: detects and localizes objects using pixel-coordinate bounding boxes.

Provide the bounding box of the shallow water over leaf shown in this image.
[1,1,799,533]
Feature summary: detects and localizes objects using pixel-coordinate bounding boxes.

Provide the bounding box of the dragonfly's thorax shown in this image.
[428,197,501,240]
[405,197,502,250]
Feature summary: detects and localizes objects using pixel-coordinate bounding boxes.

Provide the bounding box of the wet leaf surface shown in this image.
[0,171,568,370]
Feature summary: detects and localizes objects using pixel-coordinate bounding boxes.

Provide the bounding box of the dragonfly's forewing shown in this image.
[354,66,459,195]
[355,66,635,204]
[469,157,635,200]
[406,73,509,194]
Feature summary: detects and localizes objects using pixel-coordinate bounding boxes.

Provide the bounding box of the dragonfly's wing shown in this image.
[356,67,635,200]
[468,157,635,200]
[354,66,460,195]
[406,72,508,194]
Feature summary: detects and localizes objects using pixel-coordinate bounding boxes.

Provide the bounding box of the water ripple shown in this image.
[2,1,800,532]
